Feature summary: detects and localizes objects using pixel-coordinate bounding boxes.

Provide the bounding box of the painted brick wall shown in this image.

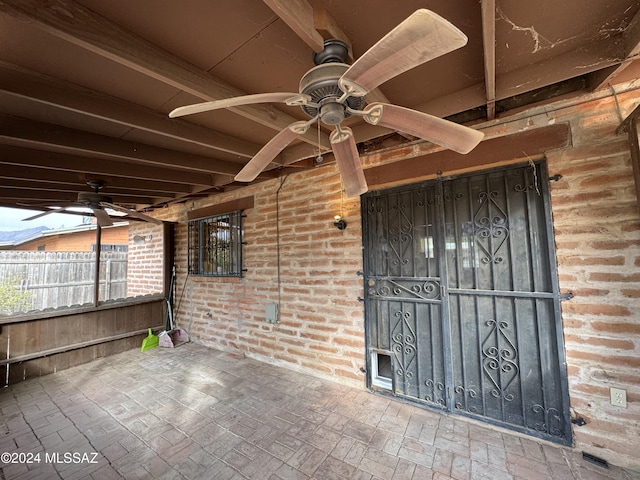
[166,86,640,469]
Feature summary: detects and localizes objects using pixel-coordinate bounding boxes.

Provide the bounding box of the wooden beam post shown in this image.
[93,224,102,308]
[481,0,496,119]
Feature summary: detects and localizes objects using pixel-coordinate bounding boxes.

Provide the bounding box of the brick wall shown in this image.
[452,89,640,469]
[172,165,366,386]
[166,86,640,469]
[545,93,640,469]
[127,222,165,297]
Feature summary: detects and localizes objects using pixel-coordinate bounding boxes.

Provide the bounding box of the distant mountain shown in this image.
[0,226,49,243]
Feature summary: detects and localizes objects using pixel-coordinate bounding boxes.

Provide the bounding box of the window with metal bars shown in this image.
[187,210,243,277]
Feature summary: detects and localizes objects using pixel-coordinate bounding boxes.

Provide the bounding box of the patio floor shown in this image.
[0,342,638,480]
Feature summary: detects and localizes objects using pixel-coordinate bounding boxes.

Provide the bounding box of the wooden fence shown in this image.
[0,297,165,387]
[0,251,128,314]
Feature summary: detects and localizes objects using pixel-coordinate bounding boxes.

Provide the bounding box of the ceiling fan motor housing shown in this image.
[77,192,112,208]
[299,40,365,124]
[298,63,366,123]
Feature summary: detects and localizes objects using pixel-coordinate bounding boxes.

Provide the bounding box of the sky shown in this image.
[0,207,87,231]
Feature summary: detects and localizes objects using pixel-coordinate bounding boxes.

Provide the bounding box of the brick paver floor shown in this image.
[1,343,638,479]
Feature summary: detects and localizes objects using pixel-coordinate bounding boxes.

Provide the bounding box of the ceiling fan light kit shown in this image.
[169,9,484,197]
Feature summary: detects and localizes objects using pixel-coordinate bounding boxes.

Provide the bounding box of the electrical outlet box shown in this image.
[265,303,279,323]
[610,387,627,408]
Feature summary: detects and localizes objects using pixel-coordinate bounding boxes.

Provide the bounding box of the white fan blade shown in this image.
[330,127,368,197]
[235,121,312,182]
[339,9,467,97]
[93,208,114,227]
[363,103,484,154]
[100,202,162,225]
[169,93,308,118]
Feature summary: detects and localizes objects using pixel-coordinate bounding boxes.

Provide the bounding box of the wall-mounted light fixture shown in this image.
[333,215,347,230]
[133,234,153,245]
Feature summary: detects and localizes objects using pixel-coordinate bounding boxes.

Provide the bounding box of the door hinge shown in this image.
[571,416,586,426]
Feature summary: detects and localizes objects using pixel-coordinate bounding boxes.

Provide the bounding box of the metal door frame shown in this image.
[361,160,572,445]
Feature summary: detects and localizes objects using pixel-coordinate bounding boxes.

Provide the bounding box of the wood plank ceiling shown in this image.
[0,0,639,219]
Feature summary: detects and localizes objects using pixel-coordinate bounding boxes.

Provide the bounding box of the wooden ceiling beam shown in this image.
[374,84,487,128]
[0,115,242,176]
[0,187,157,205]
[365,123,571,190]
[494,44,621,101]
[0,172,190,197]
[0,62,259,159]
[481,0,497,120]
[0,145,214,187]
[0,0,328,148]
[284,32,624,160]
[405,41,624,122]
[0,189,83,204]
[262,0,389,104]
[343,39,623,145]
[0,179,170,203]
[263,0,352,59]
[588,8,640,90]
[313,9,354,62]
[263,0,325,52]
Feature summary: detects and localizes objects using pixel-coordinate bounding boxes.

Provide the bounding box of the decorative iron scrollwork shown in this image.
[444,190,465,203]
[454,385,479,413]
[391,310,416,379]
[482,319,519,401]
[531,405,564,437]
[388,201,414,268]
[425,379,446,405]
[474,190,509,264]
[374,277,441,300]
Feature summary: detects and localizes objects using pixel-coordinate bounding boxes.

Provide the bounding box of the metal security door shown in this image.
[362,162,571,445]
[363,186,448,405]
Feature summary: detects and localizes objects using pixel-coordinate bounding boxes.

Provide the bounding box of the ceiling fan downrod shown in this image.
[312,39,349,65]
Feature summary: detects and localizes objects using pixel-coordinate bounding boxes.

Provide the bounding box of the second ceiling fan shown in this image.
[170,9,484,197]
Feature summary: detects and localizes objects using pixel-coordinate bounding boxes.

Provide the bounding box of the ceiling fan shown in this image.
[169,9,484,197]
[23,180,162,227]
